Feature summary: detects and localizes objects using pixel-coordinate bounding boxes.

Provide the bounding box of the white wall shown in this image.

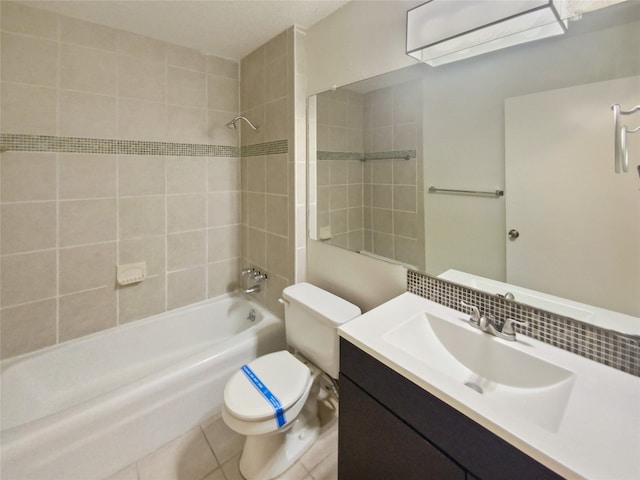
[306,1,421,309]
[306,1,421,95]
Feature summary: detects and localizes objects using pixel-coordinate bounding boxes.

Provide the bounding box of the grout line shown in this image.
[199,424,222,471]
[205,160,210,299]
[58,284,112,299]
[1,295,59,311]
[164,54,169,314]
[55,15,61,345]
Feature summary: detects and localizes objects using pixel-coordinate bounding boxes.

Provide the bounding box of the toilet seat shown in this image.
[224,351,310,423]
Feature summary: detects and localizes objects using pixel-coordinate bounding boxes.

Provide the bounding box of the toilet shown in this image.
[222,282,361,480]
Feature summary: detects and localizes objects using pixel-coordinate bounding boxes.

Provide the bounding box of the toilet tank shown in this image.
[282,283,361,378]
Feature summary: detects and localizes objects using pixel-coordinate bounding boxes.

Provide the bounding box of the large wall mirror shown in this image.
[308,1,640,333]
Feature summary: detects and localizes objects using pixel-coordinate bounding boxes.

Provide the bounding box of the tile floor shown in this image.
[104,395,339,480]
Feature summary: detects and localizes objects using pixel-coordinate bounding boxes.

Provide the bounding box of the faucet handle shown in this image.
[460,300,481,325]
[502,318,528,336]
[252,272,267,282]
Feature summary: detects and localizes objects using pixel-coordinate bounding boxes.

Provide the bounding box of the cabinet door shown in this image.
[340,339,563,480]
[339,375,465,480]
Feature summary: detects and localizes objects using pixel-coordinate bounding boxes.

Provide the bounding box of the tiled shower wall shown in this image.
[239,27,307,318]
[0,2,242,359]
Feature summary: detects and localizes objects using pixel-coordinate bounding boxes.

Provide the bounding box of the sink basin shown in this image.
[382,312,576,432]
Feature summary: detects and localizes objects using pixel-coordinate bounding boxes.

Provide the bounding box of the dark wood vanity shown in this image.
[338,339,563,480]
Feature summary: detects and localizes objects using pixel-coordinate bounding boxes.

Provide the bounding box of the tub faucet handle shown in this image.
[252,272,267,282]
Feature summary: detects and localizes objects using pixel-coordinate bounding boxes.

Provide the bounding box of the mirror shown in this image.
[309,66,426,271]
[308,2,640,332]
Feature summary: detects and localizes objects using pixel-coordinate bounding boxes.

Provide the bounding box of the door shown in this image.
[505,76,640,316]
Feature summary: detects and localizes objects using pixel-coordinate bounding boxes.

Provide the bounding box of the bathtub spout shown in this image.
[243,284,261,294]
[240,267,267,295]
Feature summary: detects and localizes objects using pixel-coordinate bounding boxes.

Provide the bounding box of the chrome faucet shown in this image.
[241,268,267,294]
[497,291,515,301]
[460,301,527,341]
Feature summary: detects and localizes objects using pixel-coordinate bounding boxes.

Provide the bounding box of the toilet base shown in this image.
[238,389,320,480]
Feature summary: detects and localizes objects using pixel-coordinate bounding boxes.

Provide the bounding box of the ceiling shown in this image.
[19,0,350,61]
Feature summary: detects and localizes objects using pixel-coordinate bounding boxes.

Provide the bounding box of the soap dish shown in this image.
[117,262,146,286]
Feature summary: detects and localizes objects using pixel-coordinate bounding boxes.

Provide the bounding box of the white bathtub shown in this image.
[0,292,286,480]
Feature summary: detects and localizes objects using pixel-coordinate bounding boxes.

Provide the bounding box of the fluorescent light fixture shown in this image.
[407,0,568,66]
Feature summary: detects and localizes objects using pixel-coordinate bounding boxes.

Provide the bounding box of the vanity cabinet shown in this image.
[338,339,563,480]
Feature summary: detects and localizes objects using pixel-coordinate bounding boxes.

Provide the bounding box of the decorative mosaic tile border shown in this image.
[317,149,416,161]
[363,150,416,161]
[407,270,640,377]
[317,151,364,161]
[241,139,288,157]
[0,133,239,157]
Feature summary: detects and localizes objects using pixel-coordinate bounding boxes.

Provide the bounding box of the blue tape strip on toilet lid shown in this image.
[241,365,286,427]
[224,351,310,423]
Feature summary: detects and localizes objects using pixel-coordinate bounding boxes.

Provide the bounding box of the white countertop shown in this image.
[338,292,640,480]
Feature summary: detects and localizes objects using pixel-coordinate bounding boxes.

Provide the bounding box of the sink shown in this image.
[382,312,576,432]
[339,292,640,478]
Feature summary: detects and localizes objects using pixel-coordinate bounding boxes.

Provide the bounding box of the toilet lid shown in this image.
[224,351,311,421]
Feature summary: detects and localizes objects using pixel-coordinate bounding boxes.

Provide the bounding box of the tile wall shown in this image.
[315,80,425,270]
[316,89,365,250]
[239,27,307,318]
[0,2,242,359]
[362,80,424,270]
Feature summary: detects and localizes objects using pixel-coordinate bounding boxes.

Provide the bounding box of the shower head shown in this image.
[226,116,259,131]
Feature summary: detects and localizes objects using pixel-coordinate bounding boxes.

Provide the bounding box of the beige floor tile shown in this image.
[109,396,339,480]
[201,468,225,480]
[277,462,310,480]
[220,455,243,480]
[104,464,138,480]
[309,451,338,480]
[137,427,218,480]
[300,422,338,472]
[219,455,314,480]
[201,414,245,465]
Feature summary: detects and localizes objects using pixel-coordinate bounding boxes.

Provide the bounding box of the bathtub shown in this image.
[0,292,286,480]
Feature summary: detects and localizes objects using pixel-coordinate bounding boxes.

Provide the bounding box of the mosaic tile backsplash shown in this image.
[408,270,640,377]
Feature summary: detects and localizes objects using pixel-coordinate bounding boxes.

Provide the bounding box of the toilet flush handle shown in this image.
[278,298,289,305]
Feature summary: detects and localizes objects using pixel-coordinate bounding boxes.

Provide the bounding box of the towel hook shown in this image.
[611,104,640,173]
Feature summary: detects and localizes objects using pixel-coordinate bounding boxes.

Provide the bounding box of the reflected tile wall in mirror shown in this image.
[316,79,425,271]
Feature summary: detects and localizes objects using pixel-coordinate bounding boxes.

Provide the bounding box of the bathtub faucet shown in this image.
[241,268,268,294]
